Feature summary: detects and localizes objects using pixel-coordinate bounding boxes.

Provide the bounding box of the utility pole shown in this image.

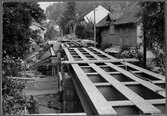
[94,5,96,47]
[143,7,146,68]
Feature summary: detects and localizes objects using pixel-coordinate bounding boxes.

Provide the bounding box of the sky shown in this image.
[38,2,56,11]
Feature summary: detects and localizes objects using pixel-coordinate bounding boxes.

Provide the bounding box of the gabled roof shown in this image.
[113,2,141,25]
[84,5,110,24]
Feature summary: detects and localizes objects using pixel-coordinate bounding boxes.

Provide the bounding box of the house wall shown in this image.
[100,23,137,50]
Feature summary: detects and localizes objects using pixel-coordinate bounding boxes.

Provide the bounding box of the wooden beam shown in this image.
[62,59,138,64]
[94,83,112,86]
[72,64,117,115]
[72,75,97,114]
[84,48,165,97]
[91,64,162,114]
[90,47,164,81]
[86,71,142,75]
[74,48,161,114]
[90,47,139,62]
[50,47,55,56]
[94,81,165,86]
[109,99,165,107]
[89,47,117,60]
[86,72,99,75]
[94,82,140,86]
[123,62,165,81]
[106,63,165,97]
[63,47,117,115]
[63,47,75,61]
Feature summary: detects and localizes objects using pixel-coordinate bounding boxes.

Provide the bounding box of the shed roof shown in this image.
[113,2,141,25]
[84,5,110,24]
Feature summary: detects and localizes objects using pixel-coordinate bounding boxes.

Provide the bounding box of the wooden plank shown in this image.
[86,72,99,75]
[94,82,140,86]
[123,62,165,81]
[84,48,165,97]
[80,66,91,68]
[63,47,75,61]
[86,71,142,75]
[95,81,165,86]
[63,46,164,113]
[89,47,117,60]
[72,64,117,115]
[109,99,165,107]
[153,80,166,84]
[90,47,138,62]
[72,76,98,114]
[90,64,161,114]
[62,59,138,64]
[63,47,117,115]
[74,48,161,114]
[94,83,113,86]
[106,63,165,97]
[109,71,142,74]
[50,47,55,56]
[90,47,165,81]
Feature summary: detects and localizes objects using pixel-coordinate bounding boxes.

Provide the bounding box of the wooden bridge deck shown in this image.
[62,43,165,115]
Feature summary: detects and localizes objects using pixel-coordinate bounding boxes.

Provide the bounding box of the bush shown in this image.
[119,47,143,60]
[3,77,26,115]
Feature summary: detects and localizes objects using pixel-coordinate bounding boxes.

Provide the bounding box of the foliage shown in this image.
[45,26,59,40]
[142,2,164,50]
[2,56,23,76]
[30,30,44,45]
[141,2,165,74]
[3,2,45,114]
[46,1,131,39]
[46,2,66,24]
[151,49,165,75]
[3,2,46,75]
[119,47,143,60]
[59,1,76,34]
[75,21,94,39]
[2,78,26,115]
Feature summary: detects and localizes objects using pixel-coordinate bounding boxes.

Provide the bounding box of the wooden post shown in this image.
[94,5,96,47]
[165,2,167,106]
[143,6,147,68]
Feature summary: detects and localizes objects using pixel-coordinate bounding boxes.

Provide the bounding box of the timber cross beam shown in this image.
[56,42,166,115]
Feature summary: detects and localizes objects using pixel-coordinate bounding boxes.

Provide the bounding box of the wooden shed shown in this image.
[96,2,142,50]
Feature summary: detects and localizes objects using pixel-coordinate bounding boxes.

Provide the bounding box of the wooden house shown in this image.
[96,2,142,50]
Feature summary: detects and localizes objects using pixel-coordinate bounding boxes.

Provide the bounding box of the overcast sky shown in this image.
[38,2,55,11]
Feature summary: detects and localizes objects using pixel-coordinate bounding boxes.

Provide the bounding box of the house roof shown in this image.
[96,15,110,27]
[84,5,110,24]
[96,11,123,27]
[113,2,141,25]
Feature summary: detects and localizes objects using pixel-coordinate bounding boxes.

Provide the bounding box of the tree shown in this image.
[46,1,131,38]
[141,2,165,73]
[46,2,66,24]
[45,26,59,40]
[142,2,164,50]
[75,21,94,39]
[3,2,46,114]
[3,2,46,75]
[59,1,76,34]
